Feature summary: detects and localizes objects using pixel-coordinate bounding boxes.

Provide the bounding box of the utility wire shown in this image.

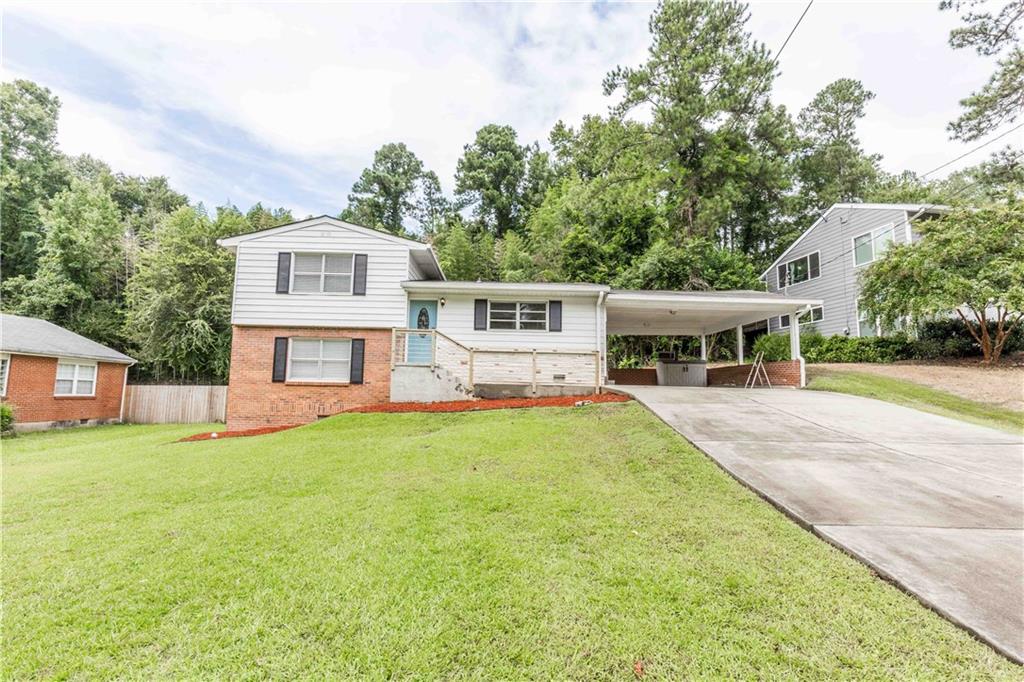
[919,121,1024,179]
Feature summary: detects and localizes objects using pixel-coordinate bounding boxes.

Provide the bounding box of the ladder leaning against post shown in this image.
[744,351,772,389]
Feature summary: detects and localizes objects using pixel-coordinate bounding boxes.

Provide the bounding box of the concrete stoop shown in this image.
[390,365,475,403]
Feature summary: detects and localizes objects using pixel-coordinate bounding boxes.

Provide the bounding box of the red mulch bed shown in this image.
[178,424,301,442]
[343,392,629,414]
[177,393,629,442]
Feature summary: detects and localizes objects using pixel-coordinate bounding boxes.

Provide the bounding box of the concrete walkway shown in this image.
[615,385,1024,663]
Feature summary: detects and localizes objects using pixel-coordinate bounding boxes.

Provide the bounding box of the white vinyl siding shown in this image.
[291,253,354,294]
[488,301,548,331]
[434,294,599,352]
[853,224,894,267]
[54,360,96,396]
[287,338,352,382]
[230,220,410,328]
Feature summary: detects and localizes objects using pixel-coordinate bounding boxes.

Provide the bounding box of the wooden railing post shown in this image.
[468,349,475,389]
[390,329,397,370]
[431,330,437,369]
[594,351,601,390]
[531,350,538,395]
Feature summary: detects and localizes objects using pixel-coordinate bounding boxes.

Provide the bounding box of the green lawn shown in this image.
[807,369,1024,434]
[2,405,1018,679]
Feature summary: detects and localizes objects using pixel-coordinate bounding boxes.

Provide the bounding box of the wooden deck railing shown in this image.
[390,328,600,392]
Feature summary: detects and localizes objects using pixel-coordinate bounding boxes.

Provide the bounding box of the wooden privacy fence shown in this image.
[123,385,227,423]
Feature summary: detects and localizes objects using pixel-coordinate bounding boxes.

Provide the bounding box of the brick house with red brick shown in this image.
[218,217,819,431]
[1,314,135,431]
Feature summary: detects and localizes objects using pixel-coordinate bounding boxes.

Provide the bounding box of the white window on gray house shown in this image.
[857,302,877,337]
[488,302,548,331]
[54,361,96,396]
[853,226,894,267]
[291,253,354,294]
[778,306,823,329]
[0,353,8,396]
[776,252,820,287]
[287,339,352,382]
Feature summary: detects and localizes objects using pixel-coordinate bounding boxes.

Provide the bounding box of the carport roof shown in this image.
[605,289,822,336]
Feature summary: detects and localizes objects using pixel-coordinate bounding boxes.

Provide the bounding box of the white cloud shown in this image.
[5,0,1020,216]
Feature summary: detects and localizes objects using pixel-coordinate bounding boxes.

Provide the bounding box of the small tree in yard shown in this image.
[859,206,1024,364]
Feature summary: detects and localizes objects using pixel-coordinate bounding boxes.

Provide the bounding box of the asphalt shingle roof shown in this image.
[0,313,135,364]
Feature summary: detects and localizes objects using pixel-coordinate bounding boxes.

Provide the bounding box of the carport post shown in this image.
[789,309,806,387]
[735,325,744,365]
[699,334,707,360]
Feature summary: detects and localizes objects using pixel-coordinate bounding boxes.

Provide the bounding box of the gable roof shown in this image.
[217,215,444,280]
[759,203,951,279]
[1,314,135,364]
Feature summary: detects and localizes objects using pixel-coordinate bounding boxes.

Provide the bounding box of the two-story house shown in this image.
[218,216,821,430]
[761,203,949,338]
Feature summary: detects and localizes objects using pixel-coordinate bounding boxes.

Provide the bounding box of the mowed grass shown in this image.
[2,405,1018,679]
[808,369,1024,434]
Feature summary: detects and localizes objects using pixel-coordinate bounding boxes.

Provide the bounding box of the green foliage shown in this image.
[1,79,68,277]
[455,124,528,235]
[496,231,535,283]
[795,79,881,215]
[1,403,14,435]
[124,206,240,382]
[753,330,924,364]
[615,238,762,291]
[341,142,441,235]
[246,203,294,231]
[2,179,126,348]
[603,0,796,252]
[860,206,1024,362]
[942,0,1024,140]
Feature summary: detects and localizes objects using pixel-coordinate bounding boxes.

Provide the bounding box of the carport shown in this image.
[603,290,823,387]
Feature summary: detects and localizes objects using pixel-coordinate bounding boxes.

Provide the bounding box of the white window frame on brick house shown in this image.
[0,353,8,397]
[54,359,97,397]
[286,338,353,383]
[487,301,548,331]
[852,224,895,267]
[289,252,355,295]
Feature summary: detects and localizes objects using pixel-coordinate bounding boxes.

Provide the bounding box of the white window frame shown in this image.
[289,252,355,295]
[855,300,878,338]
[778,306,824,330]
[852,224,895,268]
[0,353,9,397]
[487,301,549,331]
[777,251,821,288]
[54,359,98,397]
[285,338,353,384]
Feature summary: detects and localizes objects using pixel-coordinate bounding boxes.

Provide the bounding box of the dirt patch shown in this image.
[343,393,629,414]
[812,363,1024,411]
[178,394,630,442]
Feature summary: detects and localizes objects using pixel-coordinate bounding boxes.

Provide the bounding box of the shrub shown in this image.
[917,318,1023,358]
[1,404,14,435]
[752,330,922,364]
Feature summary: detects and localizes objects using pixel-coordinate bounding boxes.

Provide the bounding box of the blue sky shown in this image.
[3,2,1013,219]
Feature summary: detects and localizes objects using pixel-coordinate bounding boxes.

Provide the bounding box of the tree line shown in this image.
[2,0,1020,381]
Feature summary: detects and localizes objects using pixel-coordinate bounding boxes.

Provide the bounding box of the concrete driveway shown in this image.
[616,385,1024,663]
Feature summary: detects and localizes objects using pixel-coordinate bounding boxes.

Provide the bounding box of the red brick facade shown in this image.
[607,368,658,385]
[226,326,392,430]
[3,354,127,428]
[706,360,802,387]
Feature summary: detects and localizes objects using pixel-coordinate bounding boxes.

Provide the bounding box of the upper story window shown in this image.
[488,301,548,331]
[54,360,96,396]
[287,338,352,382]
[853,225,894,267]
[778,305,823,329]
[291,253,353,294]
[776,252,820,288]
[0,353,8,396]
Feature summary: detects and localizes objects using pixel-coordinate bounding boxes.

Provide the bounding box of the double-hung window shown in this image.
[0,353,8,396]
[54,361,96,396]
[488,302,548,331]
[291,253,354,294]
[778,306,823,329]
[776,252,820,287]
[853,225,894,267]
[287,339,352,382]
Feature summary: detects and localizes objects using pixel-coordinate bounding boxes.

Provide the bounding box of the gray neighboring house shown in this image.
[761,203,949,338]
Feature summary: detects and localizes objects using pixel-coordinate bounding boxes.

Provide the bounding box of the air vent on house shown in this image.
[553,373,566,381]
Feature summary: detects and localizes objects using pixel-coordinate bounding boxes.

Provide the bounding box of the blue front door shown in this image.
[407,300,438,364]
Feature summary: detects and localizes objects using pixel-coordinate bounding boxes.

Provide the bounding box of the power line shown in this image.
[920,121,1024,179]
